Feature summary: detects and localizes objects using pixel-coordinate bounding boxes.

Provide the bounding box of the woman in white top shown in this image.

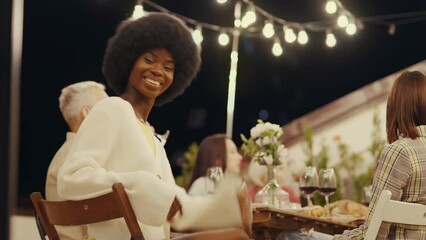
[57,13,246,240]
[188,134,243,196]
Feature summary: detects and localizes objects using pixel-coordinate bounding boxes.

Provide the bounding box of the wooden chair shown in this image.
[236,181,253,238]
[32,182,250,240]
[364,189,426,240]
[30,182,144,240]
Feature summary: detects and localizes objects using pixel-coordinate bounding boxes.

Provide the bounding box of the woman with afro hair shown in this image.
[57,13,247,240]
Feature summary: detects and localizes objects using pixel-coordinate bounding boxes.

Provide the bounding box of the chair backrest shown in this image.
[236,181,253,238]
[30,183,144,240]
[364,189,426,240]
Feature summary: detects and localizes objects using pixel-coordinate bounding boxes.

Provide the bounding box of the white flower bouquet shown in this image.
[240,120,288,166]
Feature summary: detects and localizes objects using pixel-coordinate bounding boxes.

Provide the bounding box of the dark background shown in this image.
[1,0,12,237]
[17,0,426,208]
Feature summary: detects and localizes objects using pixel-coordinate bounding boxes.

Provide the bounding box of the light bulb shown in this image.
[216,0,227,4]
[283,26,296,43]
[272,41,283,56]
[337,15,349,28]
[325,1,337,14]
[218,32,230,46]
[241,5,256,28]
[132,4,144,19]
[262,21,275,38]
[192,26,203,45]
[325,33,336,47]
[297,30,309,45]
[345,23,357,35]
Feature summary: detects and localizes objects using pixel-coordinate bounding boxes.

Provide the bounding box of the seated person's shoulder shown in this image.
[93,96,127,109]
[91,97,133,115]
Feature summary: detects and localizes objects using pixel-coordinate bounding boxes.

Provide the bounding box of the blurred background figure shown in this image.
[45,80,108,240]
[188,133,243,196]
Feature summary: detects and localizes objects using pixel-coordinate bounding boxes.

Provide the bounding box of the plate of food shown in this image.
[324,199,368,217]
[298,205,326,217]
[322,199,368,224]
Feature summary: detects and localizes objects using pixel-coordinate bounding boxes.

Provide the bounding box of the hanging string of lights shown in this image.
[131,0,426,55]
[131,0,426,137]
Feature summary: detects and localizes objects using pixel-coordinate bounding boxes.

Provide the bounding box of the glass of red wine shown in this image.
[319,168,337,215]
[299,166,319,206]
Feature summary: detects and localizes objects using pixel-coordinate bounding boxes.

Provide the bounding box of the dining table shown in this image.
[251,203,364,239]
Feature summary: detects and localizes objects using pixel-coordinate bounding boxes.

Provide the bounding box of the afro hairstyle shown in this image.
[102,12,201,106]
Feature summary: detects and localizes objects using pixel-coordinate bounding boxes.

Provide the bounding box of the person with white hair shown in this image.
[45,80,108,240]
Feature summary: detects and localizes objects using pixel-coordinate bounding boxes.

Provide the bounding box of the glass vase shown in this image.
[255,165,290,208]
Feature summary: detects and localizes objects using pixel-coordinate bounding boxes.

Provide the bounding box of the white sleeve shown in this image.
[171,174,243,231]
[188,177,209,196]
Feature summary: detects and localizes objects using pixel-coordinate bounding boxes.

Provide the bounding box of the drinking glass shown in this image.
[299,166,319,206]
[205,166,224,194]
[362,185,373,206]
[319,168,337,216]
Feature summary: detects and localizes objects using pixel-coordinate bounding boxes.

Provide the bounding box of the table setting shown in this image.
[251,166,368,239]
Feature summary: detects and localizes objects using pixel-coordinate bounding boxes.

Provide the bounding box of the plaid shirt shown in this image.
[336,125,426,240]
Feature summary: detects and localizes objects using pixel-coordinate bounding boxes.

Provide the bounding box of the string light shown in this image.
[241,3,256,28]
[297,30,309,45]
[218,31,230,46]
[192,25,203,45]
[325,30,337,47]
[345,23,357,35]
[283,26,297,43]
[132,0,145,19]
[262,20,275,38]
[133,0,426,138]
[135,0,426,57]
[325,0,337,14]
[272,37,283,56]
[337,15,349,27]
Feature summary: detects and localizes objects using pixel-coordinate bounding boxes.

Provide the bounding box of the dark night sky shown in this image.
[18,0,426,206]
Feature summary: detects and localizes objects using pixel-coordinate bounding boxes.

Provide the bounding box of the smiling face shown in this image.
[126,48,175,101]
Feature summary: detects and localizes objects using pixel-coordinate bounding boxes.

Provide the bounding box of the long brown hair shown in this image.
[189,134,228,187]
[386,71,426,143]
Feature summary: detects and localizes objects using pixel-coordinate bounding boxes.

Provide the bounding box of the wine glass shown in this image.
[205,166,224,194]
[319,168,337,216]
[299,166,319,207]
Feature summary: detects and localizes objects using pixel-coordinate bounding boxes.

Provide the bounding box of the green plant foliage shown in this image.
[368,111,387,163]
[300,124,336,205]
[175,142,199,190]
[301,124,315,167]
[300,108,386,203]
[301,124,330,170]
